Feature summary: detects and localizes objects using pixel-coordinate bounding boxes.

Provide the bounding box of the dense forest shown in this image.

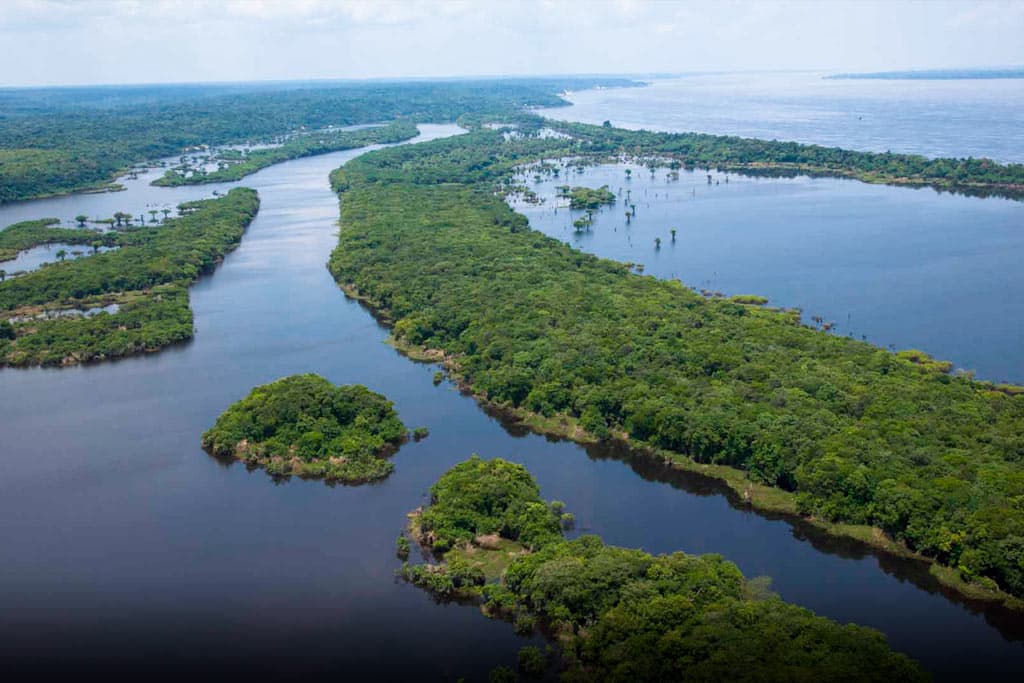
[549,120,1024,198]
[329,129,1024,602]
[202,374,408,483]
[403,456,927,681]
[0,188,258,366]
[153,120,419,186]
[0,78,634,203]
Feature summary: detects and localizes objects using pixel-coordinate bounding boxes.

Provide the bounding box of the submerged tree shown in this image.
[75,215,88,227]
[55,249,67,262]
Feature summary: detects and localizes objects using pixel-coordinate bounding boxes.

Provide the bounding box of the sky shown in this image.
[1,0,1023,87]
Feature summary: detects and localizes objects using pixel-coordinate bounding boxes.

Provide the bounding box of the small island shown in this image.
[557,184,616,210]
[403,456,926,681]
[202,374,409,484]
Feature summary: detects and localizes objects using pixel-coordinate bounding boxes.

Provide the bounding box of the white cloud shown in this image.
[0,0,1021,86]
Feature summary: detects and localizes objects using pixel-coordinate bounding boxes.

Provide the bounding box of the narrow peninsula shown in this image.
[329,128,1024,607]
[153,120,419,186]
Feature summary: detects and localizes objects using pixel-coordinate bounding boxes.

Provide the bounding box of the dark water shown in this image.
[548,72,1024,163]
[513,163,1024,384]
[1,125,1023,680]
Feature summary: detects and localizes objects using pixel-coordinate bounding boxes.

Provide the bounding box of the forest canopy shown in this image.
[329,129,1024,601]
[0,78,635,203]
[404,457,928,682]
[152,120,420,186]
[0,187,258,366]
[202,374,408,483]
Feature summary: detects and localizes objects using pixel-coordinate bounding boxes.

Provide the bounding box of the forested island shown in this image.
[560,184,616,210]
[0,188,258,366]
[202,374,408,483]
[329,128,1024,606]
[152,120,419,186]
[403,456,927,681]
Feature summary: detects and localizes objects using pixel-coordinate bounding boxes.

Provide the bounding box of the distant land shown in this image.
[827,67,1024,80]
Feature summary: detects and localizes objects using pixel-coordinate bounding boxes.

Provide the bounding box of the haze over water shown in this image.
[550,71,1024,162]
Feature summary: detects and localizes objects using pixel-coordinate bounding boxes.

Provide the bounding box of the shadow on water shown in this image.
[476,399,1024,643]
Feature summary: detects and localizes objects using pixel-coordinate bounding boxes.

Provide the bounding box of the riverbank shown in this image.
[329,130,1024,610]
[379,307,1024,613]
[0,188,259,367]
[402,456,930,681]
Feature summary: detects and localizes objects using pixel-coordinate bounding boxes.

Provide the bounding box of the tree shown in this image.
[91,240,102,254]
[161,208,172,221]
[75,215,88,227]
[602,120,612,128]
[655,237,662,250]
[148,210,159,223]
[625,169,632,179]
[0,269,6,282]
[55,249,67,262]
[671,228,677,242]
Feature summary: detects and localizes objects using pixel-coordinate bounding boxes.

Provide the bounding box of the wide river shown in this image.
[549,71,1024,162]
[1,91,1023,679]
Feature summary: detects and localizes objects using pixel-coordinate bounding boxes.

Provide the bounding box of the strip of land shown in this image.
[329,128,1024,607]
[152,120,419,186]
[0,78,636,203]
[0,188,258,366]
[548,120,1024,199]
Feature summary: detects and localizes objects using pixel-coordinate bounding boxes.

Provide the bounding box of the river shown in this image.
[547,71,1024,162]
[1,114,1022,678]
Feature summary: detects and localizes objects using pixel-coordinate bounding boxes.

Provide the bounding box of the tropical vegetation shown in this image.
[403,457,928,682]
[0,187,258,366]
[0,218,116,262]
[330,129,1024,601]
[153,120,419,186]
[202,373,408,483]
[0,78,634,202]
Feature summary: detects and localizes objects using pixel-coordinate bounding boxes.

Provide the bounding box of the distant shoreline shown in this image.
[827,68,1024,80]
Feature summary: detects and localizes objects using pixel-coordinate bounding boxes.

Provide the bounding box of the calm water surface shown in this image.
[548,72,1024,162]
[1,242,117,275]
[1,123,1023,679]
[513,163,1024,383]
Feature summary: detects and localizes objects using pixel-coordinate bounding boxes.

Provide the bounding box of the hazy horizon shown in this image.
[2,0,1023,88]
